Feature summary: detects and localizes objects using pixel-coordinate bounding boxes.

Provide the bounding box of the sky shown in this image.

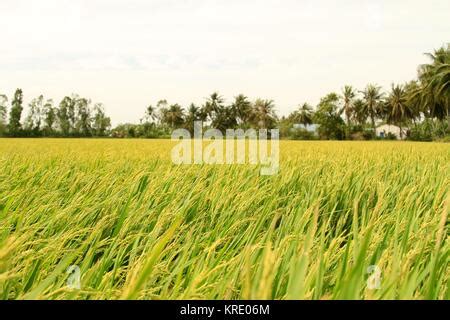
[0,0,449,125]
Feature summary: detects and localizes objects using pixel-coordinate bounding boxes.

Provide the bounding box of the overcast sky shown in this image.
[0,0,449,125]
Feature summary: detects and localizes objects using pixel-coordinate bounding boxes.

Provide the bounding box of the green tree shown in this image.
[65,95,78,133]
[185,103,200,135]
[24,95,44,134]
[385,84,415,139]
[42,99,56,135]
[57,97,71,136]
[290,103,314,127]
[314,93,345,140]
[142,105,157,123]
[404,80,423,122]
[162,103,185,129]
[8,89,24,136]
[212,105,237,132]
[231,94,252,126]
[204,92,224,122]
[112,123,141,138]
[156,99,169,125]
[340,85,356,126]
[0,94,8,136]
[351,98,368,126]
[417,45,450,123]
[92,103,111,136]
[253,99,277,129]
[362,84,384,134]
[202,92,239,131]
[76,98,92,136]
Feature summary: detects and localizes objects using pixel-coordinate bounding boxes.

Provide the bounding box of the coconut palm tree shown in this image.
[142,105,157,123]
[204,92,225,122]
[404,80,423,122]
[340,85,356,126]
[203,92,239,131]
[361,84,384,134]
[231,94,252,126]
[198,106,209,123]
[212,105,237,132]
[351,99,367,126]
[417,46,450,123]
[185,103,200,135]
[186,103,200,121]
[253,99,277,129]
[292,103,314,128]
[163,104,185,128]
[385,84,415,139]
[433,62,450,104]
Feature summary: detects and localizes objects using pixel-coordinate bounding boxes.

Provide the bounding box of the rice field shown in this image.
[0,139,449,300]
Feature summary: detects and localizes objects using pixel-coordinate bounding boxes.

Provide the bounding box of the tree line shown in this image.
[0,92,111,137]
[1,45,448,140]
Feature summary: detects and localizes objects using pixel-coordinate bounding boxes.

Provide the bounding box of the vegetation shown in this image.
[0,45,448,140]
[0,92,111,138]
[0,139,448,299]
[0,45,448,300]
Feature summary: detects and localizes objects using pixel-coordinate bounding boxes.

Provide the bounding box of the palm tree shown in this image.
[417,45,450,123]
[187,103,200,120]
[231,94,252,126]
[212,106,237,132]
[351,98,367,125]
[433,62,450,104]
[204,92,239,131]
[163,104,185,128]
[204,92,225,121]
[198,106,209,122]
[253,99,277,129]
[404,80,423,122]
[361,84,384,134]
[142,105,157,123]
[340,85,356,126]
[385,84,415,139]
[185,103,200,135]
[292,103,313,128]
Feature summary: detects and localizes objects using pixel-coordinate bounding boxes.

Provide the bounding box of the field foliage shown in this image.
[0,139,448,299]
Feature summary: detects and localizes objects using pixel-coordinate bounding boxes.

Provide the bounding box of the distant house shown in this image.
[375,124,408,140]
[292,123,317,133]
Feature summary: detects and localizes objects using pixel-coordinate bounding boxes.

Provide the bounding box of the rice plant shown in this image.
[0,139,448,299]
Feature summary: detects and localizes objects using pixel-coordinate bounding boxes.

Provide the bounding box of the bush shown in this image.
[350,132,365,140]
[349,126,375,140]
[436,135,450,143]
[290,128,316,140]
[408,119,449,141]
[386,132,397,140]
[362,130,374,140]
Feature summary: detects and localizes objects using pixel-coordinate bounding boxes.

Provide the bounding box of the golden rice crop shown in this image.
[0,139,448,299]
